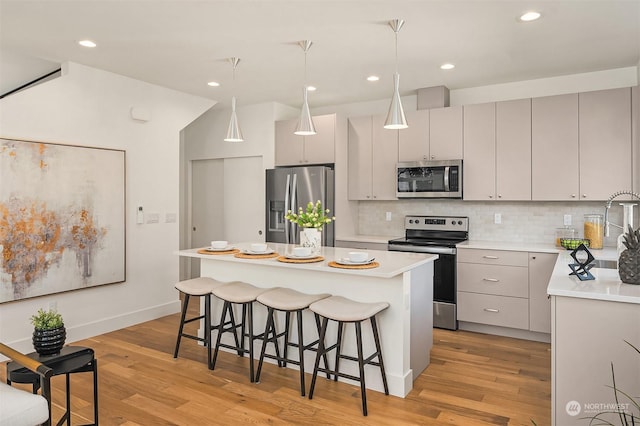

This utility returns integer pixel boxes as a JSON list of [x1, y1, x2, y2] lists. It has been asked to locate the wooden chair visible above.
[[0, 343, 52, 426]]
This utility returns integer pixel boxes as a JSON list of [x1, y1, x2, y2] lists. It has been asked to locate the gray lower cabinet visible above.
[[457, 247, 557, 334]]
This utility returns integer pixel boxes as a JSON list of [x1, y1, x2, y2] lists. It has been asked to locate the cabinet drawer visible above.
[[457, 248, 528, 266], [458, 263, 528, 297], [457, 292, 529, 330]]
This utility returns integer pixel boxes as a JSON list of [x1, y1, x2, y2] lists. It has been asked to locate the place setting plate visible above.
[[277, 253, 325, 263], [234, 247, 279, 259], [197, 246, 239, 255], [334, 257, 376, 266]]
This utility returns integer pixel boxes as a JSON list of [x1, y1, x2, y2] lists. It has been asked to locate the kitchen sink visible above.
[[591, 259, 618, 269]]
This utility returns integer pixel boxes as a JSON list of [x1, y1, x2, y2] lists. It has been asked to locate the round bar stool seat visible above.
[[211, 282, 269, 382], [173, 277, 230, 369], [255, 288, 331, 396], [308, 295, 390, 416]]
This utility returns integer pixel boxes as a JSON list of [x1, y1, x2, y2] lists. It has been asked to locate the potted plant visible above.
[[30, 308, 66, 356], [285, 200, 335, 254]]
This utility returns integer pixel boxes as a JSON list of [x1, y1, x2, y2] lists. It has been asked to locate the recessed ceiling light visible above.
[[307, 86, 317, 92], [78, 40, 97, 48], [520, 11, 541, 22], [367, 75, 380, 82], [440, 63, 455, 70], [207, 81, 220, 87]]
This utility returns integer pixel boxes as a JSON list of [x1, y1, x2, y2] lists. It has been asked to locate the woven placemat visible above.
[[328, 261, 380, 269], [276, 255, 324, 264], [234, 252, 280, 259], [197, 248, 240, 255]]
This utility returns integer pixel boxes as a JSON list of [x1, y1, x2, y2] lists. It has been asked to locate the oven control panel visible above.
[[405, 216, 469, 231]]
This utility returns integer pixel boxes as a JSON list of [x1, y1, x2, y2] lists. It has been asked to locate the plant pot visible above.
[[300, 228, 322, 255], [33, 326, 66, 356]]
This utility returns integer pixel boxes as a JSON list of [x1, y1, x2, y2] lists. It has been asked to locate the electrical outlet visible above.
[[494, 213, 502, 224], [385, 212, 392, 221], [564, 214, 572, 226]]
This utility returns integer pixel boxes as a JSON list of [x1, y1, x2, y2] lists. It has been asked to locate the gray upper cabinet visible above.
[[275, 113, 336, 166], [496, 98, 531, 200], [463, 102, 496, 200], [578, 88, 632, 200], [464, 99, 531, 201], [532, 93, 580, 201], [348, 115, 398, 200], [429, 105, 463, 160], [398, 109, 429, 162]]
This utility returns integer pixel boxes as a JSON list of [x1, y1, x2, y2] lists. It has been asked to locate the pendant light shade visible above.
[[294, 40, 316, 136], [384, 19, 408, 130], [224, 57, 244, 142]]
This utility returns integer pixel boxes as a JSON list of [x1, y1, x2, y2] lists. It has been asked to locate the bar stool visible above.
[[254, 288, 331, 396], [174, 277, 231, 369], [308, 295, 390, 416], [211, 281, 269, 382]]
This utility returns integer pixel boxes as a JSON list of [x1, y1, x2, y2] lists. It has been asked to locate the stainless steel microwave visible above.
[[396, 160, 463, 198]]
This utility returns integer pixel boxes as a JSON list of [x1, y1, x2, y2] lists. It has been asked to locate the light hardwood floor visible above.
[[2, 301, 550, 425]]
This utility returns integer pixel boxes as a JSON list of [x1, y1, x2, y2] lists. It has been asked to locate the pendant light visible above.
[[294, 40, 317, 136], [384, 19, 408, 130], [224, 57, 244, 142]]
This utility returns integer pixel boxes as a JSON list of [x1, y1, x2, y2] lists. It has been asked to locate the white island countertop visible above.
[[177, 241, 438, 398], [178, 242, 436, 279]]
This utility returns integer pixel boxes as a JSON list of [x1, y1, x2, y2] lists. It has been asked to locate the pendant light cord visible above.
[[394, 29, 399, 74]]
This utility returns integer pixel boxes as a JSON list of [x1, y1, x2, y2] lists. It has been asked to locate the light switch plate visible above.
[[494, 213, 502, 224], [385, 212, 392, 221]]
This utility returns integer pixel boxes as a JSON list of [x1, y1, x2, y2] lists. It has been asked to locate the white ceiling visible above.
[[1, 0, 639, 109]]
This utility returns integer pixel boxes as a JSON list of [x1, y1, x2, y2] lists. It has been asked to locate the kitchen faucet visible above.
[[604, 190, 640, 237]]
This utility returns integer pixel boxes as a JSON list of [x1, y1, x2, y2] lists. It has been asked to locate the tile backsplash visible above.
[[358, 200, 631, 247]]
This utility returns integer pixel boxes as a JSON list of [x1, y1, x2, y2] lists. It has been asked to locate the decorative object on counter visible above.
[[584, 213, 604, 249], [560, 238, 590, 250], [555, 227, 576, 247], [567, 244, 595, 281], [618, 225, 640, 285], [285, 200, 335, 255], [30, 308, 66, 355], [224, 57, 243, 142]]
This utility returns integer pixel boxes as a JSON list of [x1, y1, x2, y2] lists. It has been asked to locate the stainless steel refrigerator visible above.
[[266, 166, 335, 246]]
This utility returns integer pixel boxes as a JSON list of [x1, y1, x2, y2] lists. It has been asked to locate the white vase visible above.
[[300, 228, 321, 255]]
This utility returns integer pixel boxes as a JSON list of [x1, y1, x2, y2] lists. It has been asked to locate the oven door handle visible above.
[[388, 244, 456, 255]]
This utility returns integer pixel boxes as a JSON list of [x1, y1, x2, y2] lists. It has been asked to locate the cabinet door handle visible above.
[[498, 194, 502, 198], [482, 278, 499, 282], [582, 194, 587, 198], [571, 194, 576, 198], [484, 308, 500, 313], [482, 255, 499, 259]]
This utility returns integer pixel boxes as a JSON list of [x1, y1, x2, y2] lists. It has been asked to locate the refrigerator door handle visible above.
[[291, 173, 298, 244], [284, 173, 291, 244]]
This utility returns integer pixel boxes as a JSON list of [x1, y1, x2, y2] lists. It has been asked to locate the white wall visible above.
[[0, 62, 214, 351]]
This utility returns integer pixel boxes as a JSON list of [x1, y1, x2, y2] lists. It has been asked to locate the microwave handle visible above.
[[444, 166, 450, 191]]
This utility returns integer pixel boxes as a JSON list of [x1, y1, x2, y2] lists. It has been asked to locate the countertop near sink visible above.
[[458, 240, 640, 304]]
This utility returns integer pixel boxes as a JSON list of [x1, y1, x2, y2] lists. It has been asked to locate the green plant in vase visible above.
[[30, 308, 66, 356], [619, 225, 640, 285]]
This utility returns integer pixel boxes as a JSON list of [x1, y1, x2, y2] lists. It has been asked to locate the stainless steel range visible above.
[[388, 215, 469, 330]]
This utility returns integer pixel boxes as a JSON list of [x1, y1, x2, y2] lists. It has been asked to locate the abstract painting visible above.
[[0, 138, 125, 303]]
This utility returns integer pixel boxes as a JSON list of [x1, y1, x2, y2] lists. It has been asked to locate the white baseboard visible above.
[[3, 301, 181, 357]]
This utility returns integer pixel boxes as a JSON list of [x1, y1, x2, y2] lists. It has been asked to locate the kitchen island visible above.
[[548, 248, 640, 425], [177, 243, 437, 397]]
